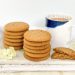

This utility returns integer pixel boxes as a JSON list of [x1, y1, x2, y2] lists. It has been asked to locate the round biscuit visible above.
[[24, 44, 50, 50], [24, 30, 51, 42], [24, 54, 50, 61], [24, 39, 50, 46], [4, 38, 23, 43], [4, 22, 29, 32], [4, 29, 28, 36], [4, 35, 23, 39], [4, 40, 23, 46], [24, 51, 50, 58]]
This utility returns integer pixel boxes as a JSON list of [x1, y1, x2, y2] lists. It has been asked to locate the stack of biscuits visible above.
[[4, 22, 29, 50], [51, 47, 75, 60], [23, 30, 51, 61]]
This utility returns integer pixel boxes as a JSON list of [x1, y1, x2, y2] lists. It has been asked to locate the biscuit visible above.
[[23, 46, 51, 53], [4, 44, 23, 50], [24, 44, 50, 50], [24, 54, 50, 61], [4, 35, 23, 39], [4, 30, 28, 36], [4, 22, 29, 32], [4, 38, 23, 43], [53, 47, 75, 57], [24, 30, 51, 42], [51, 52, 75, 60], [24, 39, 50, 46], [4, 40, 23, 46], [24, 51, 50, 58]]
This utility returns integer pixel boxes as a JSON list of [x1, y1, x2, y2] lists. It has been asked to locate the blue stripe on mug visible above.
[[46, 18, 68, 28], [46, 15, 71, 28]]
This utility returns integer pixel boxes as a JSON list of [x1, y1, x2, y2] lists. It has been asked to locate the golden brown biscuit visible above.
[[24, 44, 50, 50], [53, 47, 75, 57], [51, 52, 75, 60], [24, 39, 50, 46], [4, 40, 23, 46], [4, 38, 23, 43], [4, 44, 23, 50], [23, 46, 51, 53], [4, 35, 23, 39], [24, 51, 50, 58], [24, 54, 50, 61], [4, 22, 29, 32], [4, 30, 28, 36], [24, 30, 51, 42]]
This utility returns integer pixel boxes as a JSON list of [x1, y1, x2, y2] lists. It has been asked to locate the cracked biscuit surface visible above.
[[24, 30, 51, 42], [51, 47, 75, 60], [54, 47, 75, 57], [51, 52, 75, 60]]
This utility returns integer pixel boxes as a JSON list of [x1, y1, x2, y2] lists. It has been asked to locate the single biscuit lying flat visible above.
[[53, 47, 75, 57], [23, 46, 50, 53], [4, 35, 23, 39], [24, 39, 50, 46], [4, 40, 23, 46], [4, 38, 23, 43], [24, 51, 50, 58], [51, 52, 75, 60], [24, 54, 50, 61], [24, 44, 50, 50], [24, 30, 51, 42], [4, 30, 28, 36], [4, 22, 29, 32]]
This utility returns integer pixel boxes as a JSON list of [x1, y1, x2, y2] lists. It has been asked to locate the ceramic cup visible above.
[[46, 15, 72, 48]]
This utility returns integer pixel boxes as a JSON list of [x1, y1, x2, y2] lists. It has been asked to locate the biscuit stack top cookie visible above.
[[23, 30, 51, 61], [24, 30, 51, 42], [4, 22, 29, 50], [4, 22, 29, 32]]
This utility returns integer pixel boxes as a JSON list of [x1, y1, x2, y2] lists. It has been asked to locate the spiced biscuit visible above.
[[24, 51, 50, 58], [24, 30, 51, 42], [4, 22, 29, 32], [23, 46, 51, 53], [24, 44, 50, 50], [4, 44, 23, 50], [53, 47, 75, 57], [4, 40, 23, 46], [24, 39, 50, 46], [4, 30, 27, 36], [24, 54, 50, 61], [51, 52, 75, 60], [4, 38, 23, 43], [4, 35, 23, 39]]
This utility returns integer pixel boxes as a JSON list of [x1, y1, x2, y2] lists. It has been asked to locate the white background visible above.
[[0, 0, 74, 30]]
